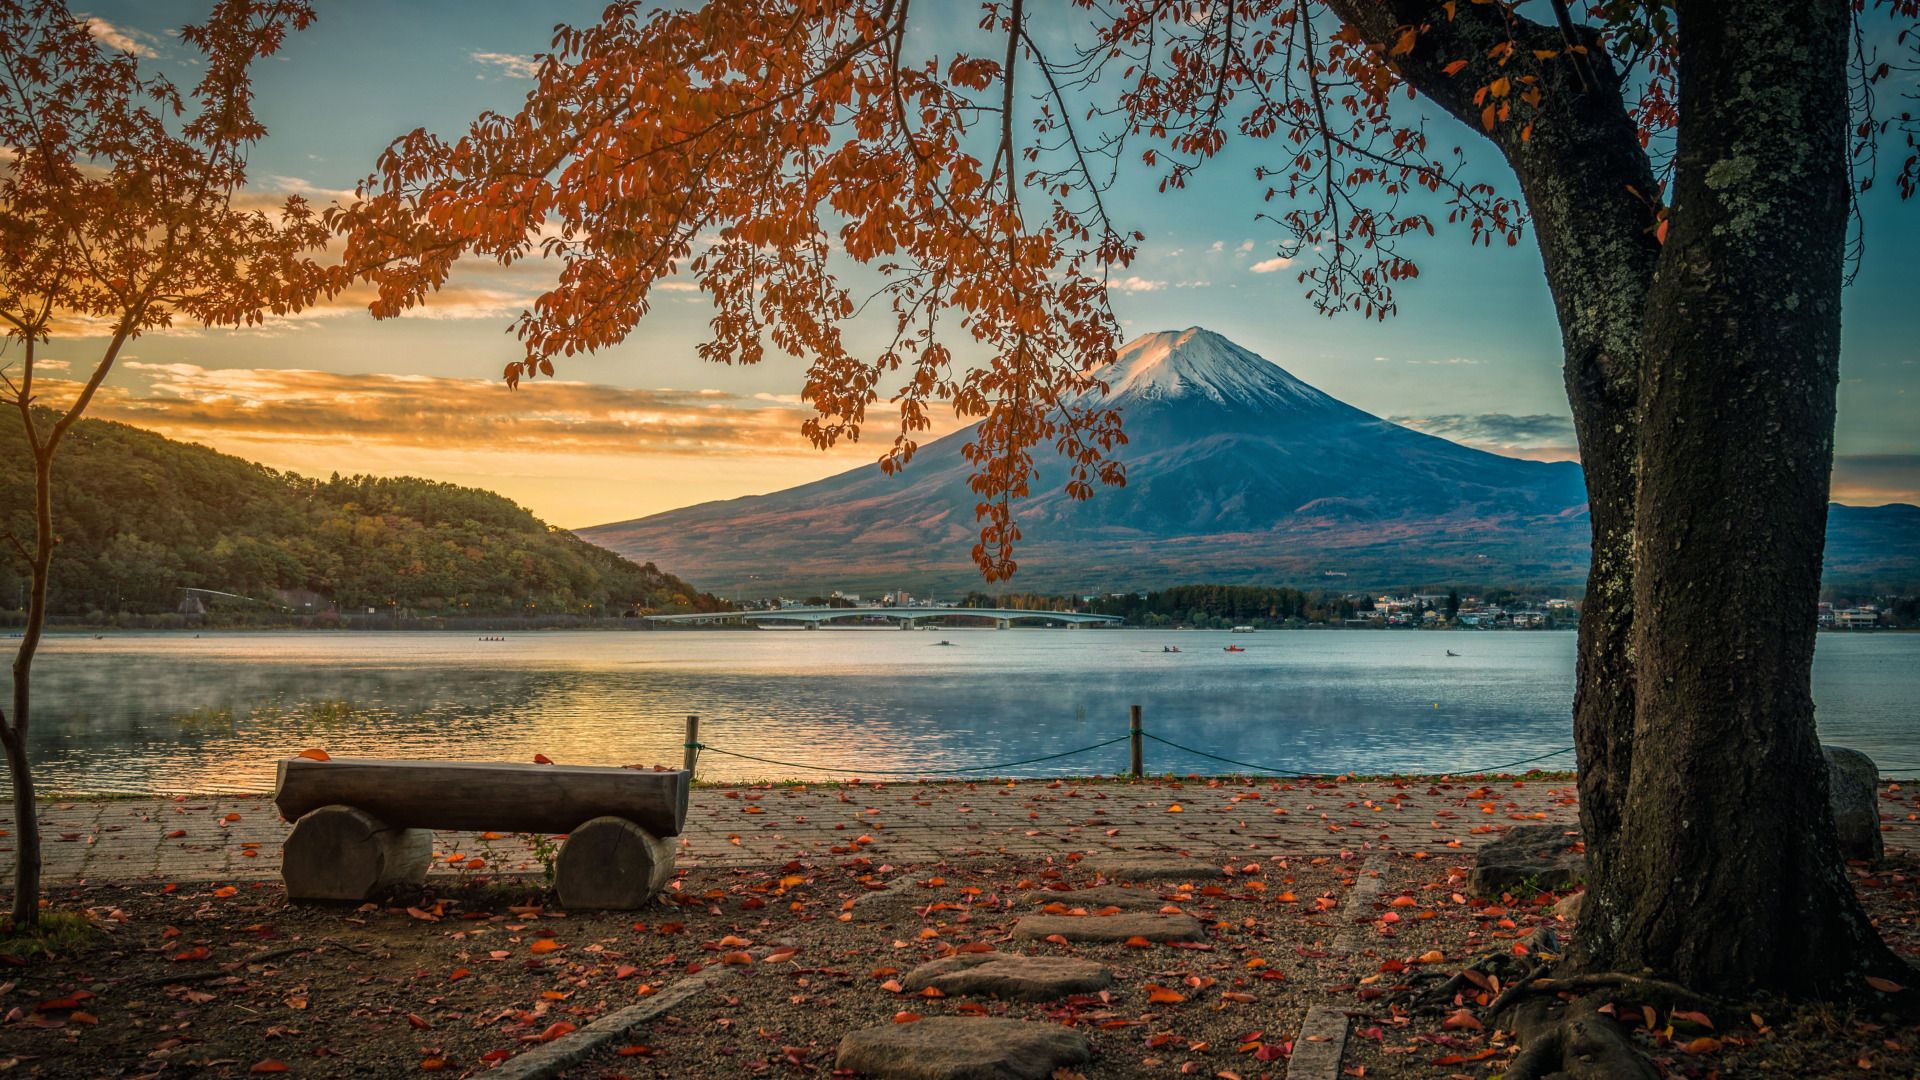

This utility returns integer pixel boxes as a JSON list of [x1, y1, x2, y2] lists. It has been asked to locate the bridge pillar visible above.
[[900, 617, 915, 630], [806, 620, 821, 630], [995, 618, 1010, 630], [1068, 621, 1083, 629]]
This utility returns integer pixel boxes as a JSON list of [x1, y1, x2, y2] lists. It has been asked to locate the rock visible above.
[[1825, 745, 1884, 863], [834, 1016, 1091, 1080], [282, 804, 432, 902], [1551, 890, 1585, 923], [1467, 824, 1585, 899], [553, 815, 675, 909], [900, 952, 1113, 1001], [1023, 884, 1168, 910], [1077, 854, 1225, 881], [1010, 911, 1204, 943]]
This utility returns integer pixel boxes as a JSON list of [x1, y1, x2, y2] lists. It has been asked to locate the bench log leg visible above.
[[283, 804, 432, 902], [554, 815, 674, 910]]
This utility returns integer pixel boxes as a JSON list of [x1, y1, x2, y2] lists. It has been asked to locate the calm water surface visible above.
[[5, 629, 1916, 792]]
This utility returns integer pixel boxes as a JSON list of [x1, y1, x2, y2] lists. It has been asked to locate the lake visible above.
[[6, 628, 1916, 793]]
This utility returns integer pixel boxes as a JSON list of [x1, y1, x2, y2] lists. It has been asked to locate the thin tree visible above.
[[0, 0, 326, 926], [328, 0, 1918, 1029]]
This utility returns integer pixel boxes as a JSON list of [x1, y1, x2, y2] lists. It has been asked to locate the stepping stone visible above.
[[900, 951, 1114, 1001], [1011, 911, 1204, 943], [1826, 745, 1884, 862], [1078, 854, 1225, 881], [1023, 884, 1169, 910], [835, 1016, 1091, 1080], [1467, 824, 1585, 898]]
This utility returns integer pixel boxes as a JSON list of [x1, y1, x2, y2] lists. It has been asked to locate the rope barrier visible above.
[[1137, 734, 1578, 779], [689, 734, 1132, 776]]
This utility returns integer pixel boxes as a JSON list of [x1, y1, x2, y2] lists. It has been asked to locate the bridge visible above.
[[644, 606, 1122, 629]]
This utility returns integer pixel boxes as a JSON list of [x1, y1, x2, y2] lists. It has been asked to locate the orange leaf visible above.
[[249, 1062, 288, 1074], [1124, 936, 1154, 948], [1442, 60, 1469, 76], [893, 1011, 921, 1023], [1147, 985, 1187, 1004], [533, 753, 554, 764], [1442, 1010, 1484, 1031], [1481, 105, 1498, 131], [212, 887, 238, 898], [296, 748, 330, 761], [1391, 29, 1419, 57], [528, 939, 564, 954], [538, 1021, 576, 1042], [1684, 1037, 1724, 1055], [406, 1013, 431, 1030], [1866, 976, 1907, 993]]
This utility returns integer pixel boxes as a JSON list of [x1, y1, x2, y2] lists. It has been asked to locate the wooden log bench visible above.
[[273, 757, 690, 909]]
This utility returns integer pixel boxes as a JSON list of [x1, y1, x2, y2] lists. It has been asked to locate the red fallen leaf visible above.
[[448, 968, 470, 981], [166, 830, 187, 839], [1442, 1011, 1484, 1031], [956, 943, 995, 954], [655, 923, 685, 935], [957, 1004, 991, 1016], [616, 1045, 657, 1056], [68, 1010, 98, 1025], [1044, 934, 1071, 946], [528, 939, 564, 954], [421, 1058, 449, 1071], [764, 949, 798, 964], [1296, 946, 1329, 958], [537, 1021, 576, 1042], [173, 947, 211, 962], [1866, 976, 1907, 993], [1671, 1010, 1714, 1029], [533, 754, 554, 764], [34, 995, 91, 1010], [615, 965, 639, 979], [1254, 1044, 1285, 1061], [1221, 992, 1257, 1003], [1443, 59, 1470, 76], [161, 884, 177, 893], [249, 1061, 289, 1074], [296, 748, 330, 762], [480, 1050, 512, 1062], [1260, 970, 1287, 982], [893, 1011, 921, 1023], [1124, 936, 1154, 948], [919, 987, 945, 998], [1684, 1037, 1724, 1055], [407, 1013, 432, 1030], [212, 887, 238, 898], [1146, 985, 1187, 1004], [879, 979, 904, 993]]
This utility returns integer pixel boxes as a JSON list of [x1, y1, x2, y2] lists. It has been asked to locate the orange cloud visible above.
[[14, 365, 966, 528]]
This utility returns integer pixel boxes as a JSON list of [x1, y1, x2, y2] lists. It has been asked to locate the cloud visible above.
[[1250, 256, 1293, 273], [1391, 413, 1581, 461], [1237, 240, 1254, 253], [86, 17, 158, 57], [57, 364, 962, 461], [1831, 454, 1920, 506], [472, 52, 541, 78], [1109, 276, 1165, 292], [1209, 241, 1224, 253]]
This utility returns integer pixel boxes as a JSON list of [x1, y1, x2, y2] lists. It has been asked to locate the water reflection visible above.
[[5, 629, 1914, 792]]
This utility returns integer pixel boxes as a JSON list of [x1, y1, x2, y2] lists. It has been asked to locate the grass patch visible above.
[[0, 909, 101, 960]]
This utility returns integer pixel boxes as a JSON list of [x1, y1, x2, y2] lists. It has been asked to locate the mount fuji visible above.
[[577, 328, 1912, 593]]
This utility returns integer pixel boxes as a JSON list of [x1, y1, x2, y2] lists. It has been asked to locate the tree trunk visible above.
[[1319, 1, 1661, 966], [2, 446, 52, 928], [1594, 0, 1901, 995]]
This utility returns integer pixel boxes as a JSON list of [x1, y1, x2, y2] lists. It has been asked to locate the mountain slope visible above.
[[579, 328, 1601, 592], [0, 410, 719, 616]]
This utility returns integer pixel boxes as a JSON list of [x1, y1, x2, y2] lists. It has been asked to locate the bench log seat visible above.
[[273, 758, 690, 909]]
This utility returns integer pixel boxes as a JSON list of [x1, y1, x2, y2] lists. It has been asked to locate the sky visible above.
[[36, 1, 1920, 528]]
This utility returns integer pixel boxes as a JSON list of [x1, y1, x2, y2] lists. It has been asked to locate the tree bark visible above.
[[1598, 0, 1902, 995]]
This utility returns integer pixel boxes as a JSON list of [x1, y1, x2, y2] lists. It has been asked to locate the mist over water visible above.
[[6, 629, 1915, 793]]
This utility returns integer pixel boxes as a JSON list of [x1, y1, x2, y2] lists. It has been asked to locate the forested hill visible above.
[[0, 411, 724, 618]]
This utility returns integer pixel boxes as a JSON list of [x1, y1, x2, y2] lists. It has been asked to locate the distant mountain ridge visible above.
[[578, 328, 1919, 594]]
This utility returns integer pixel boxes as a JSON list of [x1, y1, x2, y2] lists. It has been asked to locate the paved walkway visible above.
[[9, 775, 1590, 884]]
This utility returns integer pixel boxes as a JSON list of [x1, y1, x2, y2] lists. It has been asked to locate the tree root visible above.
[[1499, 993, 1661, 1080]]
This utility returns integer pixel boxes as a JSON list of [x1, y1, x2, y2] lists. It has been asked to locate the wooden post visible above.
[[684, 715, 700, 777], [1130, 705, 1143, 778]]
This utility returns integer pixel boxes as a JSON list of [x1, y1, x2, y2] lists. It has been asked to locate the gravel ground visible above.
[[3, 777, 1915, 1079]]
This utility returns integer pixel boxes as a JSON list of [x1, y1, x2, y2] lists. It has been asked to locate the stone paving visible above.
[[6, 774, 1592, 885]]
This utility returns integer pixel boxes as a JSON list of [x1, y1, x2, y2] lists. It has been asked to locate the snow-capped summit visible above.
[[1090, 328, 1340, 415]]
